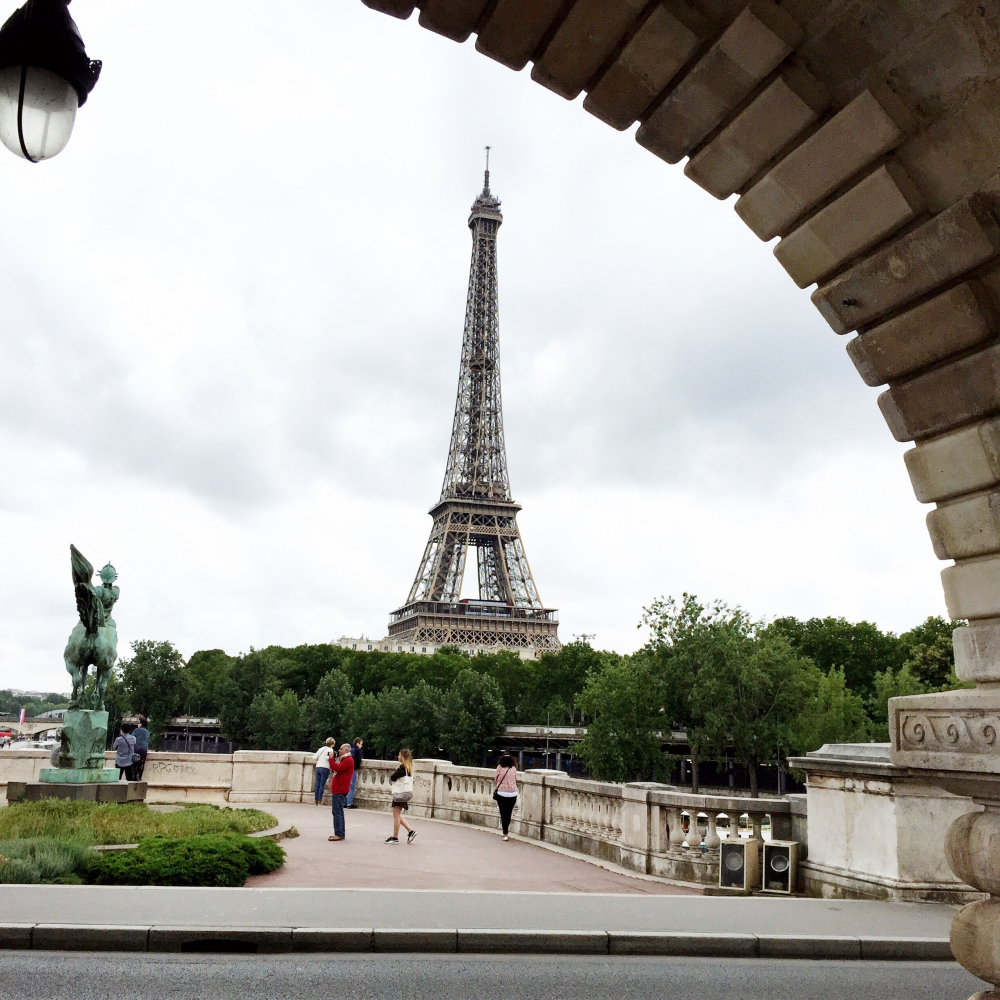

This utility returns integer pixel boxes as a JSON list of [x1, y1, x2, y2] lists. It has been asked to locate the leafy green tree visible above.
[[247, 689, 305, 750], [532, 641, 602, 724], [694, 630, 819, 797], [440, 669, 505, 766], [899, 615, 960, 658], [305, 669, 354, 747], [868, 665, 927, 742], [641, 593, 750, 792], [403, 680, 445, 759], [102, 668, 130, 748], [217, 650, 276, 749], [769, 616, 904, 696], [902, 631, 960, 690], [576, 655, 669, 782], [185, 649, 234, 717], [791, 666, 870, 754], [119, 640, 188, 747], [343, 691, 380, 755], [267, 643, 350, 698]]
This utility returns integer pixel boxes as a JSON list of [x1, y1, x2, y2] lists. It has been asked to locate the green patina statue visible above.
[[64, 544, 119, 712]]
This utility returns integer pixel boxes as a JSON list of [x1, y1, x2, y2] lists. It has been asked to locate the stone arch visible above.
[[361, 0, 1000, 674]]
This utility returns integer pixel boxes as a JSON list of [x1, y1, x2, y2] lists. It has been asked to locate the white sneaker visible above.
[[503, 835, 509, 841]]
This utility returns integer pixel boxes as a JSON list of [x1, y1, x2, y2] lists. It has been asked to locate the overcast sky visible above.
[[0, 0, 948, 693]]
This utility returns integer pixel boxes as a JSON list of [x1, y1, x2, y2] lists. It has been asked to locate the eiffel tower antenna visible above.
[[388, 162, 560, 655]]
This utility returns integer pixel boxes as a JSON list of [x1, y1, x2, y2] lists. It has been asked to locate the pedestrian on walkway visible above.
[[346, 737, 363, 808], [113, 723, 137, 781], [386, 749, 416, 844], [493, 753, 518, 841], [313, 738, 335, 805], [328, 743, 355, 842], [132, 716, 150, 780]]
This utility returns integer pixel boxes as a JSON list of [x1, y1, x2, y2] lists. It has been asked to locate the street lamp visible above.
[[0, 0, 100, 162]]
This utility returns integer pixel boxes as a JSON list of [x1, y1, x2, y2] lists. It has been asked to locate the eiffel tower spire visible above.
[[388, 161, 560, 654]]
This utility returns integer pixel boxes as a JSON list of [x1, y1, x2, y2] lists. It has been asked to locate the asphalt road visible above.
[[0, 953, 987, 1000]]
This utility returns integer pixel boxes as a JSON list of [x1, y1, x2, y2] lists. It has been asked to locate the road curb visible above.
[[0, 923, 955, 959]]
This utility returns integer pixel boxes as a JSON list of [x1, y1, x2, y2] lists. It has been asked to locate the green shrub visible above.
[[0, 801, 277, 846], [0, 838, 89, 884], [85, 833, 284, 887], [241, 836, 285, 876]]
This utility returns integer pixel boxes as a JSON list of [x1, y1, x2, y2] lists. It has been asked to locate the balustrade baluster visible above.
[[668, 808, 686, 853], [704, 813, 721, 851], [686, 811, 704, 852]]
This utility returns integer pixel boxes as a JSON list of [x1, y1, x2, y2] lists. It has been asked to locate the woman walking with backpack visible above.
[[493, 753, 518, 841], [386, 749, 416, 844]]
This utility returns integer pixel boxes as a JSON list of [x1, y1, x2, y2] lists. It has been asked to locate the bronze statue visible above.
[[64, 545, 119, 711]]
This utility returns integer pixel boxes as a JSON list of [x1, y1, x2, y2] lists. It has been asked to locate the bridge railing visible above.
[[352, 758, 799, 887]]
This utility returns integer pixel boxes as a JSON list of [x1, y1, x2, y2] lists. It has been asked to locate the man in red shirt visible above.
[[328, 743, 355, 841]]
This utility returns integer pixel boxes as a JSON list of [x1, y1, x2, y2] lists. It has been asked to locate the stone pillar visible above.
[[620, 783, 660, 874], [890, 646, 1000, 995], [414, 759, 450, 819], [515, 770, 546, 840]]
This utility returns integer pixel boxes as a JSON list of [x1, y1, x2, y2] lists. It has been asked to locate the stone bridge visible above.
[[0, 719, 64, 738]]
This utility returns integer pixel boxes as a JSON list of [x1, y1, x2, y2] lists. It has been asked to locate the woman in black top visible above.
[[386, 749, 416, 844]]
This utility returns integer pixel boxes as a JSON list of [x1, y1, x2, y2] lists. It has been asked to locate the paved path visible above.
[[247, 802, 689, 893], [0, 953, 986, 1000]]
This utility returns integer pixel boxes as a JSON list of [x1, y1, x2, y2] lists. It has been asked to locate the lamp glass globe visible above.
[[0, 65, 78, 161]]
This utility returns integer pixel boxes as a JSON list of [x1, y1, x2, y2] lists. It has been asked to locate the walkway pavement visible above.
[[0, 803, 960, 959], [247, 802, 689, 893]]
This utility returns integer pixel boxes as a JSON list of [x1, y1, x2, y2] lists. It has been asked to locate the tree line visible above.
[[0, 691, 68, 720], [575, 595, 964, 794], [106, 597, 963, 786], [106, 640, 601, 767]]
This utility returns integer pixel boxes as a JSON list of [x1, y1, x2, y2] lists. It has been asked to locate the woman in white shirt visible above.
[[313, 738, 335, 805]]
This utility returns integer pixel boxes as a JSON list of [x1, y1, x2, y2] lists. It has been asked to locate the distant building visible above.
[[335, 636, 544, 661]]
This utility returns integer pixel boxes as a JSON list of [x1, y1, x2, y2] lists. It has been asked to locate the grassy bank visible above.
[[0, 800, 277, 846], [0, 802, 284, 886]]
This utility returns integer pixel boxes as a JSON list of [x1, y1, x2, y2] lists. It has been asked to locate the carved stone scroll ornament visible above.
[[899, 711, 1000, 754]]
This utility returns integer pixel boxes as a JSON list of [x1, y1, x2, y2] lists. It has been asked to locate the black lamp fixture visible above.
[[0, 0, 100, 162]]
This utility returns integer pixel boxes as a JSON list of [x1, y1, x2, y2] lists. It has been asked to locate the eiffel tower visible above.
[[388, 155, 560, 654]]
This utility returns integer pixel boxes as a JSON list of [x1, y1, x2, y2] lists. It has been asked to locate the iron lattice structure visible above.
[[389, 164, 560, 652]]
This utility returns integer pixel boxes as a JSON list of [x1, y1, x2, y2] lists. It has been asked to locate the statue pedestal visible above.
[[51, 709, 110, 771], [8, 706, 146, 804], [38, 767, 119, 784], [6, 781, 146, 804]]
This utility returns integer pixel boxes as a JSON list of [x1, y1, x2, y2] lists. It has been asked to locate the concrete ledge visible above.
[[32, 924, 149, 952], [458, 929, 608, 954], [860, 937, 954, 961], [247, 822, 297, 841], [147, 926, 293, 953], [757, 934, 860, 959], [608, 932, 757, 957], [291, 928, 374, 952], [373, 928, 457, 953], [0, 925, 33, 949], [0, 922, 957, 959]]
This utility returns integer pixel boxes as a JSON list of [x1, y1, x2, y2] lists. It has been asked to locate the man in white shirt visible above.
[[312, 737, 335, 805]]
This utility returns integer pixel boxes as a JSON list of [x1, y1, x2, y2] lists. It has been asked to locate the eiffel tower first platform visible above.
[[388, 157, 560, 654]]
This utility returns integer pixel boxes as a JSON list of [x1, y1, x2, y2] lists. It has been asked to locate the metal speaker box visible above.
[[761, 840, 799, 894], [719, 839, 760, 891]]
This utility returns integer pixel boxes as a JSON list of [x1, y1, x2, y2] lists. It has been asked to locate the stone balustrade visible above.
[[353, 760, 795, 888]]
